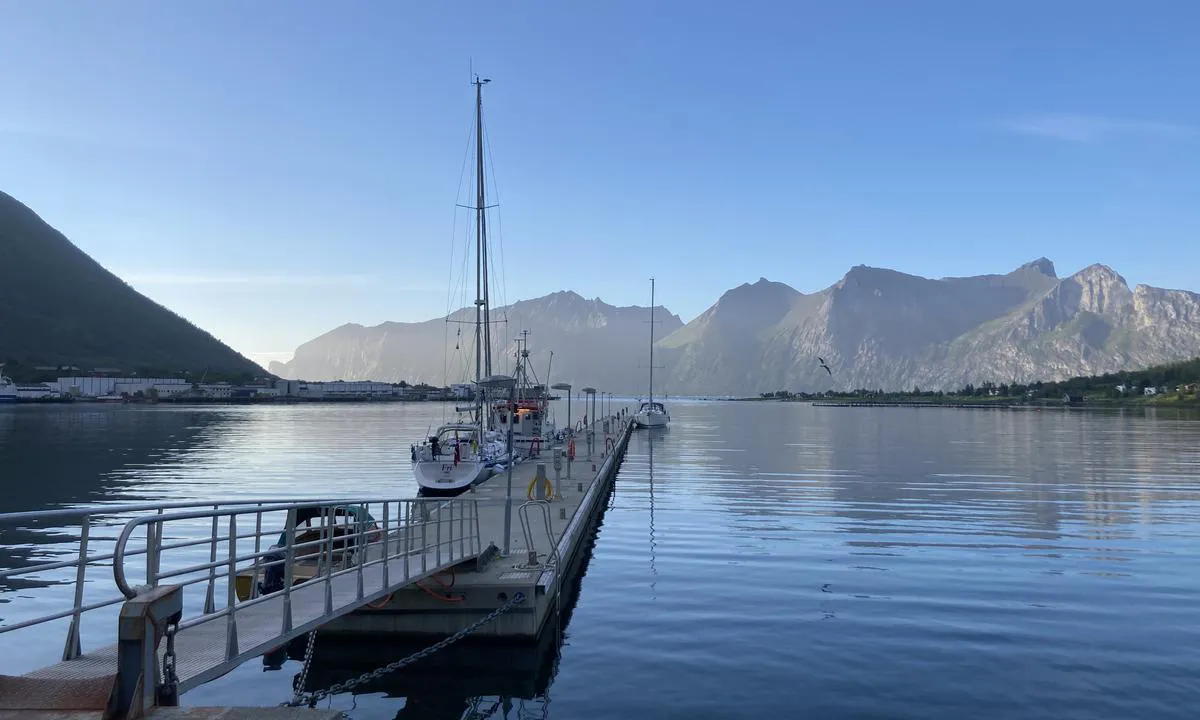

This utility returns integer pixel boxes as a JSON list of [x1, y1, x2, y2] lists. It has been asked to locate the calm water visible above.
[[3, 401, 1200, 718]]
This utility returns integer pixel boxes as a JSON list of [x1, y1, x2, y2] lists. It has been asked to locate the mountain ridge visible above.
[[276, 258, 1200, 395]]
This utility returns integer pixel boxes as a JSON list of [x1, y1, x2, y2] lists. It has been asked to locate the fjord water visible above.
[[2, 402, 1200, 718]]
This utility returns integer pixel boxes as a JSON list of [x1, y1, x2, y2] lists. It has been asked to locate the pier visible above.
[[0, 414, 633, 718]]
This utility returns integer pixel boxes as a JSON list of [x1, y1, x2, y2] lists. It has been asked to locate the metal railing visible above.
[[0, 496, 482, 672]]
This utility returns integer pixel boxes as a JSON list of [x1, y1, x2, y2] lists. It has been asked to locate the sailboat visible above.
[[411, 77, 508, 495], [633, 278, 670, 429]]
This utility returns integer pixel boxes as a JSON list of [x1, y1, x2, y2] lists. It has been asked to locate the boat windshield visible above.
[[434, 425, 480, 442], [638, 402, 666, 413]]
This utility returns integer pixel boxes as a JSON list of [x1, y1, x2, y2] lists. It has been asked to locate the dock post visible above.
[[112, 585, 183, 718], [553, 448, 563, 498]]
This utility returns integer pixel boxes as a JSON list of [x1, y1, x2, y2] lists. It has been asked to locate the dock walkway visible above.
[[325, 415, 633, 639]]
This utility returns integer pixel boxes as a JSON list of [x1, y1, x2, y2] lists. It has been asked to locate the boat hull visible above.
[[633, 412, 669, 429], [413, 458, 491, 495]]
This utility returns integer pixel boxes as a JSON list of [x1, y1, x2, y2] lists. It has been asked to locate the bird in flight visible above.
[[818, 357, 832, 376]]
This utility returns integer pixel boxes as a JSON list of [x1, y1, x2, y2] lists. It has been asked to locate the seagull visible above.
[[818, 357, 832, 376]]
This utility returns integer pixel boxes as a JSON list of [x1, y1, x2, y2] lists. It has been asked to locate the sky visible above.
[[3, 1, 1200, 369]]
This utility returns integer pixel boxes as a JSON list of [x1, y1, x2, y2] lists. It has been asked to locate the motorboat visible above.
[[235, 504, 380, 601]]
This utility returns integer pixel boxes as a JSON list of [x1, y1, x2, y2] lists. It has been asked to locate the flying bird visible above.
[[818, 357, 832, 376]]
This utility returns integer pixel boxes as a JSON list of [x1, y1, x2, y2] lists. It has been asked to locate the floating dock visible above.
[[323, 414, 633, 639]]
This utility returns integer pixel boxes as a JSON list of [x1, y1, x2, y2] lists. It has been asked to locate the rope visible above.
[[416, 568, 463, 602]]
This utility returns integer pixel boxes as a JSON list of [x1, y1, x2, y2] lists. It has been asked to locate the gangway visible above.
[[0, 496, 484, 717]]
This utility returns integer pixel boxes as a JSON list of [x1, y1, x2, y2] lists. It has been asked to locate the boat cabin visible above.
[[491, 401, 545, 440], [414, 423, 484, 463], [638, 401, 667, 415]]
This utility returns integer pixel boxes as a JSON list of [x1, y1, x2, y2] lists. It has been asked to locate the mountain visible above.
[[659, 258, 1200, 394], [271, 291, 683, 393], [0, 191, 263, 377], [277, 258, 1200, 395]]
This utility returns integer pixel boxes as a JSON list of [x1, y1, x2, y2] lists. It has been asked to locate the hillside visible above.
[[0, 191, 264, 378]]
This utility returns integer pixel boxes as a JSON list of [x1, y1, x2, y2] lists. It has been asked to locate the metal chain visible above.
[[283, 591, 526, 708], [291, 629, 318, 706], [157, 619, 180, 706]]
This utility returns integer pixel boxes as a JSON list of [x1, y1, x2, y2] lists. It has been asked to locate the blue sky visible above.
[[3, 1, 1199, 368]]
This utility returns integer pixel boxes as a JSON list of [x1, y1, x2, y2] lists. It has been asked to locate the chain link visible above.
[[291, 628, 318, 706], [157, 618, 180, 706], [283, 591, 526, 708]]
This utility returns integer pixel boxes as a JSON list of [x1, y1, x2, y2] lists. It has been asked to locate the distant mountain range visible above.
[[0, 191, 262, 377], [271, 291, 683, 394], [274, 258, 1200, 395], [6, 188, 1195, 393]]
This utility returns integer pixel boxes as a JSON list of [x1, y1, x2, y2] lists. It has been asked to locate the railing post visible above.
[[281, 509, 295, 634], [356, 503, 366, 601], [474, 500, 482, 556], [113, 585, 182, 719], [146, 509, 162, 588], [403, 501, 411, 581], [323, 506, 333, 616], [436, 501, 443, 568], [204, 508, 218, 615], [250, 504, 263, 600], [62, 515, 89, 661], [225, 514, 239, 661], [382, 501, 391, 589], [420, 502, 428, 574]]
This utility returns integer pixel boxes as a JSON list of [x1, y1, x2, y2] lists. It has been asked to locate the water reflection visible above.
[[5, 402, 1200, 718], [0, 406, 232, 512]]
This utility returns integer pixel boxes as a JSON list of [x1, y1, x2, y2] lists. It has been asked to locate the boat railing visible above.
[[0, 496, 481, 667]]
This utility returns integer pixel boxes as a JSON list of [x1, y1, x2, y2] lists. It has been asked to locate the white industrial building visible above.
[[56, 377, 190, 398], [272, 379, 397, 398]]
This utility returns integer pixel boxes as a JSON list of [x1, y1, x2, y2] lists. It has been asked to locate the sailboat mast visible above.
[[472, 77, 491, 426], [649, 277, 655, 405]]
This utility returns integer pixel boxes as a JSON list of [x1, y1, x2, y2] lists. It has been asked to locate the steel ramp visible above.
[[19, 547, 471, 694]]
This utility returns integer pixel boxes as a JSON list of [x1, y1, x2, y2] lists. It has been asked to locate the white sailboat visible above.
[[634, 278, 670, 429], [411, 77, 507, 495]]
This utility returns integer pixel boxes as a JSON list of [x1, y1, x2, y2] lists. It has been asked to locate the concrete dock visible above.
[[322, 415, 633, 640]]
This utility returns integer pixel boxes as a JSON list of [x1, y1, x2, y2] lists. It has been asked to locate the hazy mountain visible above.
[[277, 258, 1200, 395], [659, 258, 1200, 394], [0, 191, 263, 377], [271, 291, 683, 393]]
